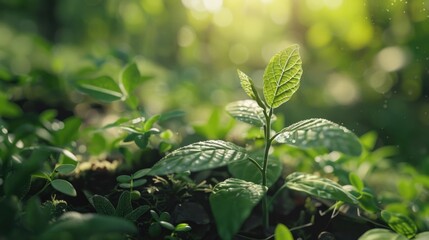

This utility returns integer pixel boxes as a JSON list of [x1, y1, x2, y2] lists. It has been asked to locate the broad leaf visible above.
[[226, 100, 266, 127], [275, 224, 294, 240], [274, 118, 362, 156], [285, 172, 358, 204], [132, 168, 151, 179], [228, 155, 282, 187], [92, 195, 115, 216], [263, 44, 302, 108], [51, 179, 77, 197], [358, 228, 407, 240], [115, 191, 133, 217], [381, 210, 417, 239], [76, 76, 123, 102], [210, 178, 267, 240], [148, 140, 249, 176], [414, 232, 429, 240], [40, 212, 137, 239]]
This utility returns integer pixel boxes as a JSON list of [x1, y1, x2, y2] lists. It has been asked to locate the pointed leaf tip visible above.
[[263, 44, 302, 108]]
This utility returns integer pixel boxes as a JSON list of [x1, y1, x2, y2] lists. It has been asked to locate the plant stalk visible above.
[[262, 108, 273, 231]]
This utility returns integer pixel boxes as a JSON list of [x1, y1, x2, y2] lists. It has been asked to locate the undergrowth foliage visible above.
[[1, 45, 428, 240], [145, 45, 427, 240]]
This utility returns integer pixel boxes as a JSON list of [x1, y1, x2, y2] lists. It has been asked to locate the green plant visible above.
[[148, 209, 192, 239], [144, 45, 369, 239]]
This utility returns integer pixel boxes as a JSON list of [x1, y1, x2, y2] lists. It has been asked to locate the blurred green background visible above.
[[1, 0, 428, 168]]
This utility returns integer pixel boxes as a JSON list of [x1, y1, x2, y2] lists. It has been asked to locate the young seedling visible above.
[[145, 45, 366, 239], [116, 168, 151, 199]]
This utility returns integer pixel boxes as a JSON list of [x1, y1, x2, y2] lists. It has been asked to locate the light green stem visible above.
[[262, 108, 273, 231]]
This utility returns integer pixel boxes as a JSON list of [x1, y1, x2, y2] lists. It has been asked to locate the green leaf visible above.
[[92, 195, 116, 216], [52, 117, 81, 146], [210, 178, 267, 240], [263, 44, 302, 108], [285, 172, 358, 204], [275, 224, 294, 240], [349, 172, 364, 192], [175, 223, 192, 232], [40, 212, 137, 239], [133, 168, 151, 179], [132, 179, 147, 187], [160, 221, 175, 231], [51, 179, 77, 197], [226, 100, 267, 127], [228, 155, 282, 187], [381, 210, 417, 238], [119, 183, 132, 189], [24, 198, 49, 233], [237, 69, 257, 99], [237, 69, 264, 107], [55, 164, 76, 174], [414, 232, 429, 240], [115, 191, 133, 217], [134, 132, 151, 149], [76, 76, 124, 102], [144, 114, 161, 131], [148, 140, 249, 176], [120, 62, 141, 97], [358, 228, 407, 240], [116, 175, 132, 183], [125, 205, 150, 221], [274, 118, 362, 156]]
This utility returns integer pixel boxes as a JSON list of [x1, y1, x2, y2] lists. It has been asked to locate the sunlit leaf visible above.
[[120, 62, 141, 97], [76, 76, 123, 102], [40, 212, 137, 239], [148, 140, 249, 176], [237, 69, 264, 107], [349, 172, 364, 192], [263, 44, 302, 108], [274, 118, 362, 156], [55, 164, 76, 174], [285, 172, 359, 204], [210, 178, 267, 240], [414, 232, 429, 240], [228, 155, 282, 187], [358, 228, 407, 240], [275, 224, 294, 240], [51, 179, 77, 197], [226, 100, 266, 127], [381, 210, 417, 239]]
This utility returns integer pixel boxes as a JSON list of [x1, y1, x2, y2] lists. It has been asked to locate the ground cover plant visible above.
[[1, 45, 429, 240]]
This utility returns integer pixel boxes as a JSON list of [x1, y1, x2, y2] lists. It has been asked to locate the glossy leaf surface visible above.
[[226, 100, 266, 127], [263, 44, 302, 108], [210, 178, 267, 240], [148, 140, 249, 175], [274, 118, 362, 156], [285, 172, 358, 204]]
